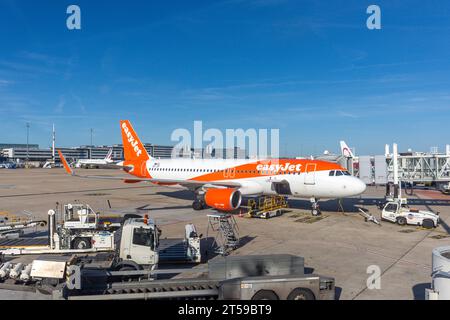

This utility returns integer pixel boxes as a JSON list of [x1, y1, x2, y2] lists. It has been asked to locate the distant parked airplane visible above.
[[75, 148, 114, 168], [311, 140, 355, 162]]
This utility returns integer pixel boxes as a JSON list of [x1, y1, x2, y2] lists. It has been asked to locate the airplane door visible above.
[[272, 181, 292, 195], [224, 168, 235, 179], [304, 163, 316, 185]]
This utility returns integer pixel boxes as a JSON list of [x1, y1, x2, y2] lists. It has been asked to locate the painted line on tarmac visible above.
[[0, 186, 151, 198]]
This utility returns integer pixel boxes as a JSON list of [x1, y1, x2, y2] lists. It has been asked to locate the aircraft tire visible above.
[[192, 200, 204, 211]]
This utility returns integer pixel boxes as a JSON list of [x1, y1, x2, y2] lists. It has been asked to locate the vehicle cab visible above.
[[117, 218, 159, 268]]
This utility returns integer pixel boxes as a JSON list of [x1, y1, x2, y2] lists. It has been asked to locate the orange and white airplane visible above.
[[58, 120, 366, 215]]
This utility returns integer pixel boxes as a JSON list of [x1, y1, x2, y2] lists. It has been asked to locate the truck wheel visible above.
[[396, 217, 407, 226], [422, 219, 434, 229], [72, 237, 91, 249], [287, 288, 316, 300], [118, 265, 139, 282], [251, 290, 279, 300], [119, 266, 137, 271]]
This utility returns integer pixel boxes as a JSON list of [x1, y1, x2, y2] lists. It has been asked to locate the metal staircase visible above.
[[206, 213, 239, 256]]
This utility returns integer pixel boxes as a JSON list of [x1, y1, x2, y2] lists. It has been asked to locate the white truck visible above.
[[381, 199, 439, 229]]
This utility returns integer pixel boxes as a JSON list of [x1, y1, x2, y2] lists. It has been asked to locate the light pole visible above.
[[52, 123, 55, 162], [90, 128, 94, 160], [26, 122, 30, 166]]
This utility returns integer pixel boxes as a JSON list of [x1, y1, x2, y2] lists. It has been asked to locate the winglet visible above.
[[58, 150, 74, 175]]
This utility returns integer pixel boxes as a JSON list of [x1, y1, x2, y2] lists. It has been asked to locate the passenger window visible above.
[[132, 227, 154, 248]]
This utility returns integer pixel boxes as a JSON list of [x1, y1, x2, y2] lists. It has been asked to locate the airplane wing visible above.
[[57, 150, 242, 189]]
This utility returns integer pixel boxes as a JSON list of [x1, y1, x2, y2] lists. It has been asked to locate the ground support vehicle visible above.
[[244, 196, 288, 219], [381, 199, 439, 228]]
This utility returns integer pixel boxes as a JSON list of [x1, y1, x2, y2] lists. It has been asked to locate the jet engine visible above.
[[204, 188, 242, 211]]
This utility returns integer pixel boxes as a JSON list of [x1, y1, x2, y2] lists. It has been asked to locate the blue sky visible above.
[[1, 0, 450, 156]]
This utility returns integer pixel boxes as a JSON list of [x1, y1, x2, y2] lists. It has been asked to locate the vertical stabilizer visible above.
[[340, 141, 355, 158], [120, 120, 151, 162]]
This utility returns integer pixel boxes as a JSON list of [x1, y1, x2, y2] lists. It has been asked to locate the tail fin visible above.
[[120, 120, 151, 162], [58, 150, 73, 175], [340, 141, 355, 158], [104, 148, 113, 161]]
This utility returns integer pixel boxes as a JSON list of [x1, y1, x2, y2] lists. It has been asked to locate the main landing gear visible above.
[[192, 200, 205, 211], [310, 198, 321, 216], [192, 192, 206, 211]]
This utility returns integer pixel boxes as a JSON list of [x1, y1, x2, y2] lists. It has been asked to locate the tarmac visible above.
[[1, 168, 450, 300]]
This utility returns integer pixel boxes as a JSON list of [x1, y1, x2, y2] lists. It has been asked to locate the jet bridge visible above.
[[355, 144, 450, 186], [386, 152, 450, 183]]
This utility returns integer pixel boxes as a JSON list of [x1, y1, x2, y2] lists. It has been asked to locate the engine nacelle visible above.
[[204, 188, 242, 211]]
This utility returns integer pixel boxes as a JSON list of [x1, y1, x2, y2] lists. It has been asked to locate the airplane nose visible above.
[[355, 178, 367, 195], [342, 177, 367, 196]]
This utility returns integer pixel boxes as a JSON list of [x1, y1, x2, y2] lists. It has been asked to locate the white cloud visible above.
[[54, 96, 66, 113]]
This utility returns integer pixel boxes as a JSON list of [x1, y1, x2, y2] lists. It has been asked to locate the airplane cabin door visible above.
[[304, 163, 316, 185], [223, 167, 235, 179]]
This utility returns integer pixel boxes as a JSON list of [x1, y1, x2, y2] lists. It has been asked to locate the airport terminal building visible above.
[[0, 143, 246, 165]]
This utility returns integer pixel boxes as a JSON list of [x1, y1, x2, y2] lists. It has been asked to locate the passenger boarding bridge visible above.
[[355, 145, 450, 185], [386, 152, 450, 183]]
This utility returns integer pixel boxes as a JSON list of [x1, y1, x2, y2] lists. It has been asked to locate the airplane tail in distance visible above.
[[120, 120, 151, 162], [104, 148, 113, 161], [340, 141, 355, 158]]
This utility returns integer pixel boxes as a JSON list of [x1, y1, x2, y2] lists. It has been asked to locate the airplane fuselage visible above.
[[76, 159, 113, 167], [123, 158, 366, 199]]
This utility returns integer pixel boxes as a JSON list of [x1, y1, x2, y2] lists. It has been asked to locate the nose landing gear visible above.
[[310, 198, 321, 216]]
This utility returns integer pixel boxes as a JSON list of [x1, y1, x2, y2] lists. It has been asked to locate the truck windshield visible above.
[[385, 204, 397, 212], [133, 227, 155, 249]]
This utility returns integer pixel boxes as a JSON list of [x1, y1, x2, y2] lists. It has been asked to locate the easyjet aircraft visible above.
[[58, 120, 366, 215]]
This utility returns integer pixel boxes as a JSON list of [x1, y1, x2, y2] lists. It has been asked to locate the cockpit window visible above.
[[330, 170, 351, 177]]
